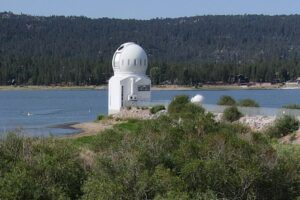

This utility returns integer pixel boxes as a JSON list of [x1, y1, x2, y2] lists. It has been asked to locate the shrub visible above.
[[168, 95, 190, 114], [150, 105, 166, 114], [96, 114, 105, 121], [0, 134, 85, 199], [217, 95, 236, 106], [222, 106, 243, 122], [238, 98, 259, 107], [82, 107, 300, 200], [266, 115, 299, 138], [168, 95, 205, 118], [282, 104, 300, 110], [181, 102, 205, 116]]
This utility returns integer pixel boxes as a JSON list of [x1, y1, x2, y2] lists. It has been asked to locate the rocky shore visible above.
[[68, 107, 289, 139]]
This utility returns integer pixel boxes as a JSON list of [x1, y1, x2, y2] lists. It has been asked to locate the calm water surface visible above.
[[1, 89, 300, 136]]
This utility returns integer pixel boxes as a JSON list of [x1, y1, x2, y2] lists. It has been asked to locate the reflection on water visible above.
[[1, 88, 300, 136]]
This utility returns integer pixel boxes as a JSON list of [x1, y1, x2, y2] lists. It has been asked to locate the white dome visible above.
[[191, 94, 204, 104], [112, 42, 148, 75]]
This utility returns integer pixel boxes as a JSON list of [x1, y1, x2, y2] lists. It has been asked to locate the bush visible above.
[[238, 98, 259, 107], [222, 106, 243, 122], [150, 105, 166, 114], [168, 95, 190, 114], [0, 133, 85, 199], [168, 95, 205, 118], [96, 114, 105, 121], [282, 104, 300, 110], [82, 106, 300, 199], [266, 115, 299, 138], [217, 95, 236, 106]]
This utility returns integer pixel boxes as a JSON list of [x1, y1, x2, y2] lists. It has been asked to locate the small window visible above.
[[122, 59, 124, 66], [118, 45, 124, 51], [144, 59, 147, 66], [140, 59, 142, 65], [138, 85, 150, 91], [114, 53, 120, 68], [128, 59, 130, 66], [134, 59, 137, 66]]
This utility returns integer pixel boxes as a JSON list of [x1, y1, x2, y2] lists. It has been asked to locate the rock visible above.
[[150, 110, 167, 119], [214, 113, 223, 122], [238, 115, 275, 131], [112, 107, 152, 120]]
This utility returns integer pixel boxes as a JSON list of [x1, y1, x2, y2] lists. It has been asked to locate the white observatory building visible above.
[[108, 42, 151, 114]]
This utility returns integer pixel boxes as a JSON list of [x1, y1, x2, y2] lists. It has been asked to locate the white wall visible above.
[[108, 74, 151, 114]]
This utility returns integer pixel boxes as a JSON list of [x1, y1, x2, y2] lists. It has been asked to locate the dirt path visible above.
[[279, 131, 300, 144]]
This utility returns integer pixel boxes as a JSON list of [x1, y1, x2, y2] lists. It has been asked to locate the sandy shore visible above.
[[62, 119, 120, 138]]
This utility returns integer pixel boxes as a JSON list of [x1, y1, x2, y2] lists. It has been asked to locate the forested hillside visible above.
[[1, 12, 300, 85]]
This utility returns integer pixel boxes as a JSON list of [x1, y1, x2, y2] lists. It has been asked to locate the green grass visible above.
[[238, 98, 259, 107], [70, 135, 97, 147], [114, 119, 142, 132], [273, 143, 300, 158], [69, 119, 143, 147]]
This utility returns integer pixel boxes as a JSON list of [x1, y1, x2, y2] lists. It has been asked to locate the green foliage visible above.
[[150, 67, 161, 85], [238, 98, 259, 107], [168, 95, 190, 114], [168, 95, 205, 117], [79, 107, 300, 199], [0, 133, 85, 199], [266, 115, 299, 138], [222, 106, 243, 122], [217, 95, 236, 106], [282, 104, 300, 109], [150, 105, 166, 114], [96, 114, 105, 121], [2, 102, 300, 199]]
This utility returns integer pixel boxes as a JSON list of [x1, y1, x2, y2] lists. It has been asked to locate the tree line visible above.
[[1, 12, 300, 85]]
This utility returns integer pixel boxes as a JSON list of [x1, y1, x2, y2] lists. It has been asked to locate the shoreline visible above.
[[0, 85, 107, 91], [60, 119, 121, 139], [0, 84, 286, 91]]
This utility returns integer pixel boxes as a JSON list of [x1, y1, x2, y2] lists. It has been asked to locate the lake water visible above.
[[1, 88, 300, 136]]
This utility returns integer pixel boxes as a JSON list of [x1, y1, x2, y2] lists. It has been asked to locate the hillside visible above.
[[1, 12, 300, 85]]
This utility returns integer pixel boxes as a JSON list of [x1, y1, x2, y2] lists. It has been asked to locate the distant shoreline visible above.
[[0, 84, 286, 91], [0, 85, 107, 91]]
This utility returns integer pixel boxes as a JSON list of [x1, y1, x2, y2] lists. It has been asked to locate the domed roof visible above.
[[112, 42, 148, 75]]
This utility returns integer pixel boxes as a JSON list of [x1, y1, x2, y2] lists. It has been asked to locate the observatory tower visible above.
[[108, 42, 151, 114]]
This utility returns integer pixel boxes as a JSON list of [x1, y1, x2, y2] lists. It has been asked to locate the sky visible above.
[[0, 0, 300, 19]]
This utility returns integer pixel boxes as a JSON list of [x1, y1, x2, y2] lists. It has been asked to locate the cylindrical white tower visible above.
[[108, 42, 151, 114]]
